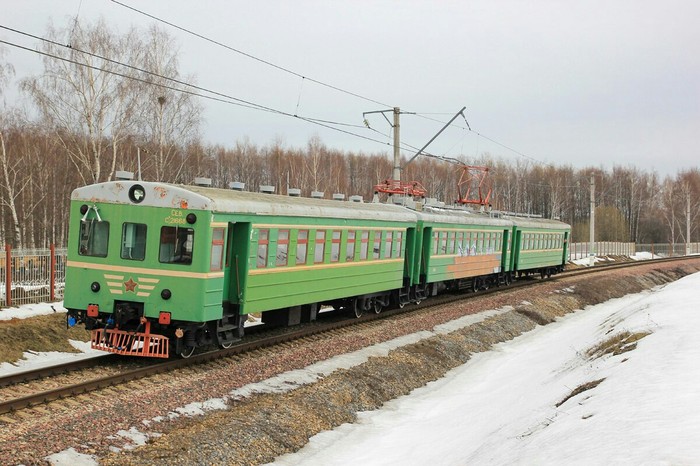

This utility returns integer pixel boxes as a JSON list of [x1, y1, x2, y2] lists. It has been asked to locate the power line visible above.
[[111, 0, 392, 108], [0, 29, 406, 150], [414, 112, 545, 164]]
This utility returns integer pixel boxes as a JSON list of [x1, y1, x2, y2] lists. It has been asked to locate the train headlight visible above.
[[161, 289, 172, 300], [186, 213, 197, 224], [80, 204, 89, 215], [90, 281, 101, 292]]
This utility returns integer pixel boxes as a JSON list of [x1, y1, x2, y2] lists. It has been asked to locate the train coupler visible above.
[[90, 320, 170, 358]]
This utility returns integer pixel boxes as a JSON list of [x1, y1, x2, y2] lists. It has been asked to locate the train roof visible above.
[[417, 206, 514, 227], [71, 181, 418, 223], [72, 181, 570, 230], [504, 215, 570, 230]]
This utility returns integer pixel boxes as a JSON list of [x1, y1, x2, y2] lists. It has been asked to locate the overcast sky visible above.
[[1, 0, 698, 177]]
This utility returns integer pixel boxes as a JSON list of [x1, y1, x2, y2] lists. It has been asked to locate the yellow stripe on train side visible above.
[[67, 261, 225, 279]]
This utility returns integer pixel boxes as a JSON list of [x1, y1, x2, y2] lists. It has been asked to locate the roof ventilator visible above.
[[194, 177, 212, 187], [115, 170, 134, 181]]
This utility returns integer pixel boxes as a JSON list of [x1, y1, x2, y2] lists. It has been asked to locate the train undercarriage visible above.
[[68, 266, 563, 359]]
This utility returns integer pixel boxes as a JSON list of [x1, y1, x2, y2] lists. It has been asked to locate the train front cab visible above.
[[64, 182, 237, 358]]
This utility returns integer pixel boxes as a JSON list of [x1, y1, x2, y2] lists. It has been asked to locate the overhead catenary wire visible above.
[[109, 1, 513, 163], [0, 28, 422, 152], [111, 0, 393, 109], [415, 112, 545, 165], [3, 11, 544, 167]]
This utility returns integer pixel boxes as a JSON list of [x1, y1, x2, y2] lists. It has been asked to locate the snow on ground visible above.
[[7, 269, 699, 465], [270, 272, 700, 466], [0, 300, 64, 320], [0, 301, 107, 376]]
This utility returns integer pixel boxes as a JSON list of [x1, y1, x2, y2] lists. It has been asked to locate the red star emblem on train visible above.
[[124, 277, 138, 293]]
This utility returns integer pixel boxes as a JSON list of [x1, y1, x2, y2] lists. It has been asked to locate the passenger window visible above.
[[331, 230, 341, 262], [440, 232, 447, 255], [384, 231, 393, 258], [276, 230, 289, 266], [314, 230, 326, 263], [210, 228, 225, 271], [447, 232, 455, 255], [373, 231, 381, 259], [121, 223, 147, 261], [396, 231, 403, 258], [296, 230, 308, 265], [346, 231, 356, 261], [255, 229, 269, 268], [360, 230, 369, 260], [159, 226, 194, 265], [79, 219, 110, 257], [433, 231, 439, 255]]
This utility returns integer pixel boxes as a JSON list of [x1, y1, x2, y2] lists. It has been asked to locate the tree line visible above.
[[1, 20, 698, 250]]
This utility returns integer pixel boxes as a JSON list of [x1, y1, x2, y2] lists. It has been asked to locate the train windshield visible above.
[[159, 226, 194, 264], [120, 223, 147, 261], [78, 219, 109, 257]]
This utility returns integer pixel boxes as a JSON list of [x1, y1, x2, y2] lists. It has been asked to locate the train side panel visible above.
[[238, 221, 411, 314]]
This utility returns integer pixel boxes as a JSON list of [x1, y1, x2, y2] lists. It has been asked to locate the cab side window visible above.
[[159, 226, 194, 265], [79, 220, 110, 257]]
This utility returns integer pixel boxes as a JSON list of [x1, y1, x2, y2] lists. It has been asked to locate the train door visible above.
[[501, 228, 511, 272], [420, 226, 433, 284], [511, 227, 521, 272], [561, 231, 570, 265], [222, 222, 252, 313], [403, 227, 417, 285]]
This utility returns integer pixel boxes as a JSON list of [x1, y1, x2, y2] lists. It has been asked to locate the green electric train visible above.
[[64, 180, 570, 358]]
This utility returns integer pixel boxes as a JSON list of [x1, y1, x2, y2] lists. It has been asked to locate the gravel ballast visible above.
[[1, 260, 699, 465]]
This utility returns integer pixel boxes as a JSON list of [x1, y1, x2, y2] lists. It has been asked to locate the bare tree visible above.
[[136, 25, 202, 183], [21, 20, 142, 184]]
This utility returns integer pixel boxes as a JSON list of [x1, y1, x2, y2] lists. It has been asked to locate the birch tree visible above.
[[136, 25, 202, 183], [21, 20, 142, 184]]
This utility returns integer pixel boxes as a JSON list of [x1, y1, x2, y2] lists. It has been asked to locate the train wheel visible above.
[[180, 345, 196, 358], [373, 300, 383, 314], [353, 299, 364, 318]]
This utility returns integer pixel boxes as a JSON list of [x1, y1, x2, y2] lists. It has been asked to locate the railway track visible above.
[[1, 255, 696, 417]]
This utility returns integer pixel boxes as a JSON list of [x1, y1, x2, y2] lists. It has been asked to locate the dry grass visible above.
[[0, 313, 90, 363], [556, 378, 606, 407], [587, 331, 652, 360]]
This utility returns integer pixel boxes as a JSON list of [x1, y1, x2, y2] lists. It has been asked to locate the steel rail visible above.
[[1, 255, 698, 415]]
